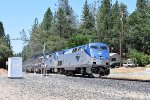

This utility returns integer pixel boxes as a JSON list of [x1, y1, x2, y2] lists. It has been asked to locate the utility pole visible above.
[[120, 11, 124, 67], [41, 42, 47, 77]]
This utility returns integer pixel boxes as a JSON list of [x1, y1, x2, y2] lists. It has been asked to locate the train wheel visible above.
[[99, 75, 101, 78], [60, 68, 65, 74], [65, 70, 75, 76], [82, 73, 85, 77], [65, 70, 69, 76], [88, 74, 94, 78]]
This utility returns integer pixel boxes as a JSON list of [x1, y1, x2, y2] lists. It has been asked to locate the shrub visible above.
[[129, 49, 150, 67]]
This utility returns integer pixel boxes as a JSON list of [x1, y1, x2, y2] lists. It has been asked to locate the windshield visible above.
[[90, 46, 98, 49], [90, 45, 107, 50], [100, 46, 107, 50]]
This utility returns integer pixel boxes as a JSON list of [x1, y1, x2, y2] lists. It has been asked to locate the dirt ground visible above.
[[0, 68, 7, 76], [111, 67, 146, 74], [109, 75, 150, 80], [110, 67, 150, 80]]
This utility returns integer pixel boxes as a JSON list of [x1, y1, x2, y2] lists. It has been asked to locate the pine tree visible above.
[[58, 0, 69, 12], [0, 21, 13, 67], [127, 0, 150, 54], [55, 8, 67, 37], [110, 0, 120, 32], [22, 45, 30, 61], [28, 18, 43, 56], [57, 0, 77, 38], [64, 7, 76, 37], [50, 12, 57, 35], [41, 8, 53, 31], [81, 0, 95, 29], [109, 0, 120, 53], [32, 18, 39, 34], [78, 0, 96, 38], [96, 0, 112, 43], [5, 34, 12, 49], [0, 21, 5, 38], [136, 0, 147, 10]]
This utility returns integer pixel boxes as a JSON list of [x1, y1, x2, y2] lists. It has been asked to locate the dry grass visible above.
[[110, 67, 150, 80], [111, 67, 145, 74], [111, 75, 150, 81]]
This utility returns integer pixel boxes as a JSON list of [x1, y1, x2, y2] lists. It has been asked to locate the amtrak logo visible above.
[[75, 55, 80, 61]]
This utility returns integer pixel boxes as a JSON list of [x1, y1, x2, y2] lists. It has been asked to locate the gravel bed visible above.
[[0, 73, 150, 100]]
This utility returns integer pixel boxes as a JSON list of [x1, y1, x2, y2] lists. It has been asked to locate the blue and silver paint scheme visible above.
[[84, 42, 110, 67], [48, 42, 110, 75], [23, 42, 110, 76]]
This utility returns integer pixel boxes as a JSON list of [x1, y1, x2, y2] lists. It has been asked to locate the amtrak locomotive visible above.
[[23, 42, 110, 77]]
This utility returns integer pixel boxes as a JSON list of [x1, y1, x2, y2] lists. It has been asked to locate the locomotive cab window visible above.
[[78, 47, 81, 51], [100, 46, 107, 50], [49, 54, 53, 57], [90, 46, 98, 49], [58, 61, 62, 66], [72, 48, 80, 53]]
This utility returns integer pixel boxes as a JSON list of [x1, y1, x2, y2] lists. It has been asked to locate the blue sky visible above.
[[0, 0, 136, 53]]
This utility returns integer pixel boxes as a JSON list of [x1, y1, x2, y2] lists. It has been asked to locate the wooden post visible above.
[[120, 11, 124, 67]]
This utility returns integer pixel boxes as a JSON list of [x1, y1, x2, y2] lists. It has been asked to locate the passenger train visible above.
[[23, 42, 110, 77]]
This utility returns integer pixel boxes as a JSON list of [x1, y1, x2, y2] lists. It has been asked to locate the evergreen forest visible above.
[[0, 0, 150, 67]]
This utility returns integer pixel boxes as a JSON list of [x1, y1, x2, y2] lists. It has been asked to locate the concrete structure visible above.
[[8, 57, 23, 78], [110, 53, 121, 68]]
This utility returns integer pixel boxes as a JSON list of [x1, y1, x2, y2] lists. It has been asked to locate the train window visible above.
[[72, 49, 74, 53], [50, 60, 52, 64], [72, 48, 77, 53], [90, 46, 98, 49], [100, 46, 107, 50], [111, 58, 116, 61], [78, 47, 81, 51], [72, 49, 75, 53], [58, 61, 62, 66], [49, 54, 53, 57], [72, 47, 82, 53], [75, 48, 78, 52]]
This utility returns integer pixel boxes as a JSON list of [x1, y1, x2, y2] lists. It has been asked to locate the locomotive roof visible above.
[[66, 42, 108, 50], [29, 42, 108, 59], [55, 42, 108, 55]]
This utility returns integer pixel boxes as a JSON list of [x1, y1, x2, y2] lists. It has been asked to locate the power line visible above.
[[10, 38, 22, 40]]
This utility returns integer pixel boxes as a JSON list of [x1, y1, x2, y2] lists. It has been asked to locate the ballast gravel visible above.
[[0, 73, 150, 100]]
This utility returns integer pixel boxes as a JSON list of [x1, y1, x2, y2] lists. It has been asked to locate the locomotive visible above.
[[23, 42, 110, 77]]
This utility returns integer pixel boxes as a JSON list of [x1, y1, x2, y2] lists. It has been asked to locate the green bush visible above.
[[129, 49, 150, 67]]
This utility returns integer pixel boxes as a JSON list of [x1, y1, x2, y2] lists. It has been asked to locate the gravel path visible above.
[[0, 73, 150, 100]]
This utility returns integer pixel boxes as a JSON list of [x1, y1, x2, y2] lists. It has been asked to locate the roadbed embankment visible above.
[[0, 73, 150, 100], [108, 67, 150, 81]]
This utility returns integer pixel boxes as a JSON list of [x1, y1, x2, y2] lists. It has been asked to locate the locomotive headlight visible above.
[[98, 52, 102, 55], [99, 56, 103, 59], [106, 62, 109, 65], [106, 60, 110, 65]]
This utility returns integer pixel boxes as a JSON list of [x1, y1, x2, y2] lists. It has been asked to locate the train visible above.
[[23, 42, 110, 77]]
